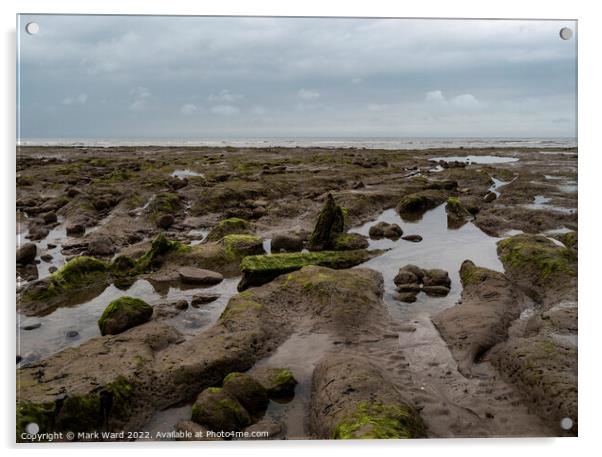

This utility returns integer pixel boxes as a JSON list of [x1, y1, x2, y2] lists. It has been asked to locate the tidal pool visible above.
[[429, 155, 519, 164]]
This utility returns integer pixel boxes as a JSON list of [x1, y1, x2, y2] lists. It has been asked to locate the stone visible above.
[[191, 293, 220, 307], [40, 253, 53, 262], [66, 223, 85, 236], [87, 235, 115, 256], [271, 232, 304, 253], [17, 243, 37, 265], [98, 297, 153, 336], [307, 194, 347, 250], [369, 221, 403, 239], [191, 387, 251, 432], [395, 292, 418, 303], [222, 372, 269, 416], [423, 269, 451, 288], [402, 235, 422, 242], [422, 285, 451, 297], [249, 367, 298, 398], [156, 213, 175, 229], [42, 211, 57, 224], [178, 267, 224, 285]]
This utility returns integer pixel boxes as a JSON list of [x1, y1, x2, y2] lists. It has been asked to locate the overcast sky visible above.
[[18, 15, 577, 139]]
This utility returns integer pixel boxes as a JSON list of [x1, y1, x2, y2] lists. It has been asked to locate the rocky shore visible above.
[[16, 145, 577, 440]]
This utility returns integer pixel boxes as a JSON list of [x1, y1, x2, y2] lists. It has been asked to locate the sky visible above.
[[17, 15, 577, 139]]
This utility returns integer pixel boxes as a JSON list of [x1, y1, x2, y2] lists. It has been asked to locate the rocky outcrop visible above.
[[307, 194, 347, 250], [206, 218, 252, 241], [237, 249, 383, 291], [432, 260, 519, 376], [310, 355, 426, 439]]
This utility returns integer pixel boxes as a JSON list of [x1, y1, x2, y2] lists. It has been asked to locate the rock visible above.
[[432, 260, 518, 376], [66, 223, 85, 236], [206, 218, 252, 241], [271, 233, 304, 253], [191, 293, 220, 307], [93, 199, 110, 211], [154, 300, 188, 319], [178, 267, 224, 285], [48, 266, 58, 273], [497, 234, 577, 303], [402, 235, 422, 242], [221, 234, 265, 257], [307, 193, 347, 250], [248, 367, 298, 398], [396, 283, 422, 293], [191, 387, 251, 432], [66, 330, 79, 339], [22, 322, 41, 331], [40, 253, 53, 262], [310, 355, 426, 439], [42, 211, 57, 224], [16, 355, 22, 364], [396, 190, 446, 221], [427, 179, 458, 191], [422, 285, 450, 296], [238, 249, 384, 291], [368, 221, 403, 239], [395, 292, 418, 303], [483, 192, 497, 203], [222, 372, 269, 416], [156, 213, 175, 229], [17, 243, 37, 265], [423, 269, 451, 288], [47, 243, 57, 249], [65, 187, 81, 198], [332, 233, 369, 250], [28, 225, 49, 240], [98, 297, 154, 336], [393, 265, 424, 286], [87, 235, 115, 256]]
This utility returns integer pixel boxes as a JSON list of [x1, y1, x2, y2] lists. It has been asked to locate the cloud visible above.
[[368, 103, 388, 111], [211, 104, 240, 116], [297, 88, 320, 100], [208, 89, 243, 102], [61, 93, 88, 105], [252, 106, 268, 115], [180, 103, 200, 115], [351, 77, 364, 84], [128, 86, 152, 111], [425, 90, 481, 109]]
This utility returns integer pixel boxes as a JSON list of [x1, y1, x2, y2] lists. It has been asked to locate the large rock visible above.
[[98, 296, 154, 335], [191, 387, 251, 432], [432, 260, 518, 376], [221, 234, 264, 257], [307, 194, 347, 250], [396, 190, 446, 221], [206, 218, 252, 242], [222, 372, 269, 417], [423, 269, 451, 288], [178, 266, 224, 285], [66, 223, 85, 236], [237, 249, 383, 291], [87, 235, 116, 256], [271, 232, 304, 253], [310, 355, 426, 439], [249, 367, 298, 398], [156, 213, 175, 229], [332, 233, 369, 250], [17, 243, 37, 265], [368, 222, 403, 239]]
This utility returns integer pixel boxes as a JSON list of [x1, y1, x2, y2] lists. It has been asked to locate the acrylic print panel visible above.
[[16, 15, 577, 442]]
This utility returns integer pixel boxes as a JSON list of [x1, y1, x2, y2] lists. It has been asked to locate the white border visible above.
[[2, 1, 599, 456]]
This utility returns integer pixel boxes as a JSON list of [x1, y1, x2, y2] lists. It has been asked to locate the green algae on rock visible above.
[[98, 296, 153, 335], [497, 234, 577, 294], [333, 402, 426, 439], [250, 367, 298, 398], [221, 234, 265, 257], [191, 387, 251, 432], [206, 217, 252, 241], [237, 249, 383, 291], [308, 194, 347, 250], [222, 372, 269, 416], [396, 190, 446, 221]]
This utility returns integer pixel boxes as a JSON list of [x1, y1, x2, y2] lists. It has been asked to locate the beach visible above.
[[16, 144, 577, 440]]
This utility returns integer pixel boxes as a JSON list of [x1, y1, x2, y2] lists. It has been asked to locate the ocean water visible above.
[[17, 137, 576, 150]]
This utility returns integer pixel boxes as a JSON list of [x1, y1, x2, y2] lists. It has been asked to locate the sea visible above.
[[17, 137, 576, 150]]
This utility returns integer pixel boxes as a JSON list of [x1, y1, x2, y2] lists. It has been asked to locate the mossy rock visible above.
[[332, 401, 426, 439], [237, 249, 383, 291], [98, 296, 153, 335], [16, 376, 134, 440], [308, 194, 347, 250], [136, 233, 190, 272], [222, 372, 269, 416], [332, 233, 369, 251], [459, 259, 504, 287], [497, 234, 577, 286], [191, 387, 251, 432], [445, 196, 471, 217], [396, 190, 445, 221], [206, 218, 252, 241], [147, 192, 182, 221], [559, 231, 577, 250], [221, 234, 265, 258], [252, 368, 298, 398]]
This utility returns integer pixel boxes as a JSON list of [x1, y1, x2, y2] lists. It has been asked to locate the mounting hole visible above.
[[25, 22, 40, 35], [559, 27, 573, 40], [560, 417, 573, 430], [25, 422, 39, 434]]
